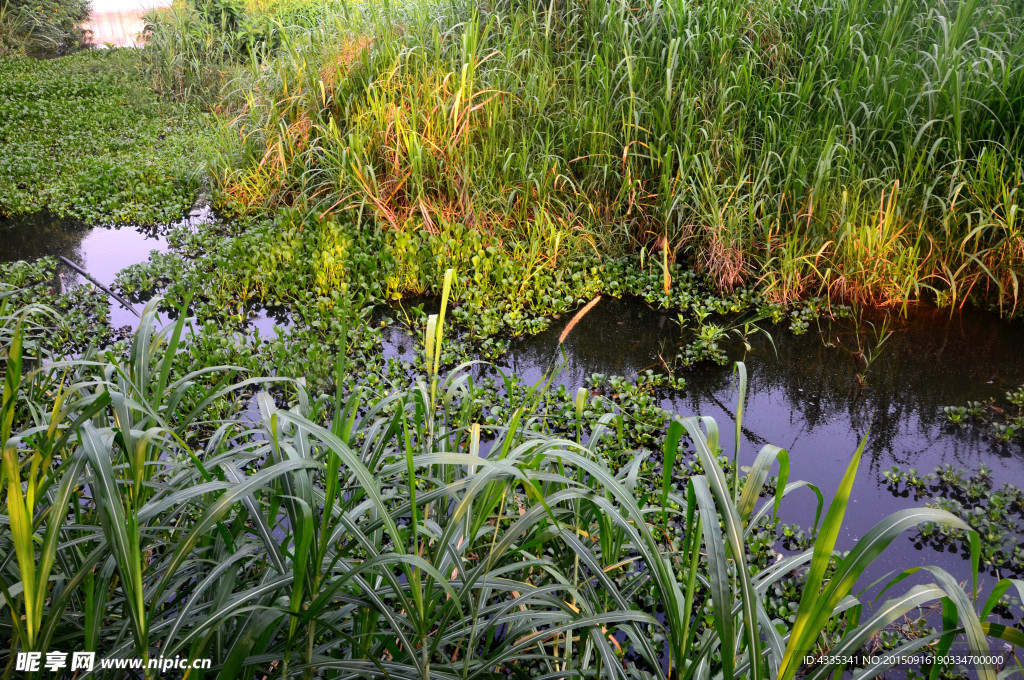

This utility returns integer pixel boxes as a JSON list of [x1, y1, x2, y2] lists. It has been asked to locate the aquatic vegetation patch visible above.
[[885, 463, 1024, 580], [0, 258, 113, 351], [940, 386, 1024, 447], [112, 208, 843, 399], [0, 49, 214, 224]]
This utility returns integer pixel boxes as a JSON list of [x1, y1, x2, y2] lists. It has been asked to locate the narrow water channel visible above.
[[1, 211, 187, 327]]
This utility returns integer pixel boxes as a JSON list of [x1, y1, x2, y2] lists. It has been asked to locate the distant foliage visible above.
[[141, 0, 349, 101], [0, 0, 90, 54]]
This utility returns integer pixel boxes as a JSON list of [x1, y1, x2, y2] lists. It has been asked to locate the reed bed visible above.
[[145, 0, 1024, 314]]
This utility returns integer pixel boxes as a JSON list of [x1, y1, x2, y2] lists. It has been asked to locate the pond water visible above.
[[380, 295, 1024, 590], [1, 212, 168, 328], [494, 298, 1024, 598]]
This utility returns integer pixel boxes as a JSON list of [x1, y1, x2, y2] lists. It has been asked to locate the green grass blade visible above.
[[779, 434, 867, 679]]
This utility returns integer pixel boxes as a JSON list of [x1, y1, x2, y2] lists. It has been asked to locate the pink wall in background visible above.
[[85, 0, 171, 47]]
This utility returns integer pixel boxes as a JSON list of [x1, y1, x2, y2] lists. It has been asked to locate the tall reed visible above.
[[145, 0, 1024, 313]]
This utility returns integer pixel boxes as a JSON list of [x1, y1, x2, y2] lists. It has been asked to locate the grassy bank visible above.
[[145, 0, 1024, 315], [0, 48, 213, 223], [1, 292, 1021, 678]]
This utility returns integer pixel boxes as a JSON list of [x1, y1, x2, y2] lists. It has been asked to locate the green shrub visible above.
[[0, 0, 90, 54]]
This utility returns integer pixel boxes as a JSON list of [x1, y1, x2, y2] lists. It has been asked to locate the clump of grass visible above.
[[141, 0, 352, 104], [145, 0, 1024, 314]]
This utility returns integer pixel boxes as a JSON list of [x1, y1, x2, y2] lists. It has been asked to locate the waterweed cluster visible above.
[[885, 462, 1024, 578], [941, 387, 1024, 446], [0, 258, 113, 352], [0, 49, 213, 223], [112, 207, 844, 402]]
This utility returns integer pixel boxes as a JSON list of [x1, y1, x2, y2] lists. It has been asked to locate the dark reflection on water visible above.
[[502, 297, 1024, 582], [0, 212, 168, 327], [1, 213, 91, 262]]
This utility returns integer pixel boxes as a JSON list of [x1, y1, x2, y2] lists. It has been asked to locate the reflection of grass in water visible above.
[[0, 48, 213, 224], [0, 215, 90, 264]]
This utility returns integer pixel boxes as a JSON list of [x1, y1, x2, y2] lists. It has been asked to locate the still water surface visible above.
[[510, 298, 1024, 551], [1, 212, 166, 327]]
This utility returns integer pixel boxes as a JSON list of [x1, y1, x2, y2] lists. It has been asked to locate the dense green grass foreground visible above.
[[147, 0, 1024, 314], [0, 49, 212, 223], [2, 289, 1023, 679]]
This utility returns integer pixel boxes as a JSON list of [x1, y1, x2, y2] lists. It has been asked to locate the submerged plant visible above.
[[851, 313, 894, 388]]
